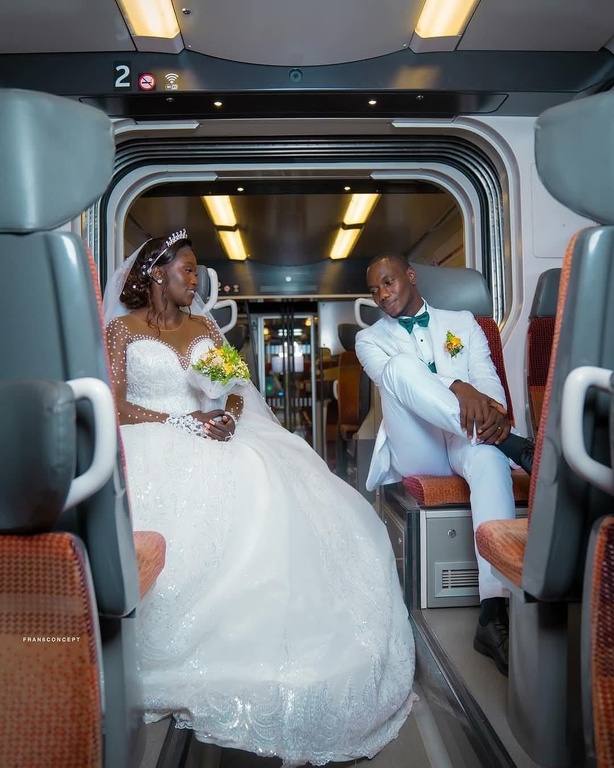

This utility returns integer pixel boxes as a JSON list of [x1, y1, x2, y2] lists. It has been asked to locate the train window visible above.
[[94, 131, 509, 324]]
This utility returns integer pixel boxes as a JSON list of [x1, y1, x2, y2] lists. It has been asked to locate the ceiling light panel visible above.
[[343, 193, 381, 226], [202, 196, 237, 228], [117, 0, 180, 37]]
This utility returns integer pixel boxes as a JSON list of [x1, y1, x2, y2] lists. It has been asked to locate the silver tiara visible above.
[[164, 228, 188, 249], [144, 229, 189, 275]]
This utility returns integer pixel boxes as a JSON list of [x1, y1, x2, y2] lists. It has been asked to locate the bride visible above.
[[103, 230, 416, 767]]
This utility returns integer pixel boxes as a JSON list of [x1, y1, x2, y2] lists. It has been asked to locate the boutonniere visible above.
[[445, 331, 464, 358]]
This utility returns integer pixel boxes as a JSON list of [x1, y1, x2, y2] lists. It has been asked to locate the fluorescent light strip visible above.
[[117, 0, 180, 38], [415, 0, 480, 38], [218, 229, 248, 261], [343, 193, 381, 226], [201, 196, 237, 228], [329, 227, 362, 261]]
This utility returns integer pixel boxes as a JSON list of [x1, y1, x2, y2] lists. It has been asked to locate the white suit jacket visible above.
[[355, 306, 507, 487]]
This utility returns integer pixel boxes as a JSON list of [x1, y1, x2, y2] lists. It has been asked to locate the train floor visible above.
[[421, 607, 541, 768], [135, 606, 536, 768]]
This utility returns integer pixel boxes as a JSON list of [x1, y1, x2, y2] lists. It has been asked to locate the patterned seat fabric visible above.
[[0, 534, 103, 768], [527, 318, 555, 434], [134, 531, 167, 599], [585, 515, 614, 768], [404, 470, 530, 508]]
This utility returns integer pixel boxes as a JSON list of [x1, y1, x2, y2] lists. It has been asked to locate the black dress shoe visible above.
[[474, 617, 509, 676], [495, 434, 535, 475], [518, 438, 535, 475]]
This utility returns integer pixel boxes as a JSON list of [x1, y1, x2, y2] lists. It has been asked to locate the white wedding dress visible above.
[[119, 334, 416, 766]]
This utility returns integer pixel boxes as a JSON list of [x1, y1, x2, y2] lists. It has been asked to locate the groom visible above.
[[355, 254, 533, 676]]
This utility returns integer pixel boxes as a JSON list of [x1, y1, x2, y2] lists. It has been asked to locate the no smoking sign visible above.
[[138, 73, 156, 91]]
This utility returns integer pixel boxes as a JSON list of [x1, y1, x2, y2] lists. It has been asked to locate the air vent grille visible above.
[[435, 561, 479, 598]]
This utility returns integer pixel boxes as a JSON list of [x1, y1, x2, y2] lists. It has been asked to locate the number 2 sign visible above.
[[114, 62, 132, 91]]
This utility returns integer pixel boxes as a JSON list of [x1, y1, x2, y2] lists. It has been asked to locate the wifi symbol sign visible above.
[[165, 72, 179, 90]]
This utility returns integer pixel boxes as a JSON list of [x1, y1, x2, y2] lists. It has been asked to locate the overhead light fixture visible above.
[[415, 0, 480, 37], [329, 226, 362, 261], [201, 196, 237, 228], [218, 229, 248, 261], [343, 193, 381, 226], [410, 0, 480, 52], [117, 0, 180, 38]]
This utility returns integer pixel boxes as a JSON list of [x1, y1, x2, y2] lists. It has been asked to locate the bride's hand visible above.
[[190, 409, 234, 442]]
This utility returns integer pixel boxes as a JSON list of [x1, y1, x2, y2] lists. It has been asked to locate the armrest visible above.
[[133, 530, 166, 598]]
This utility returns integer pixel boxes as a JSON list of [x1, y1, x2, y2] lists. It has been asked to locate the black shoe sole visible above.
[[473, 637, 509, 677]]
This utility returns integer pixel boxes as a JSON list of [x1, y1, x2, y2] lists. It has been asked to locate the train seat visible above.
[[526, 267, 561, 436], [562, 364, 614, 768], [336, 324, 363, 441], [0, 88, 165, 767], [582, 514, 614, 768], [334, 323, 366, 485], [476, 90, 614, 766], [0, 379, 108, 767]]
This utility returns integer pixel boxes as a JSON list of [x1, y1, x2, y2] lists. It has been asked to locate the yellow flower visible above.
[[192, 342, 251, 385], [445, 330, 464, 358]]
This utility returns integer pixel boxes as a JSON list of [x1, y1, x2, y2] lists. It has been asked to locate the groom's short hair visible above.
[[367, 253, 411, 270]]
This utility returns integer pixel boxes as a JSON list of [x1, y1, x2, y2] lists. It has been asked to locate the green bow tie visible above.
[[399, 311, 430, 334]]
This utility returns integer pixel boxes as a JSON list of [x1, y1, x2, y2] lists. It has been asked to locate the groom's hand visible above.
[[449, 382, 512, 444], [450, 380, 498, 439], [477, 406, 512, 445]]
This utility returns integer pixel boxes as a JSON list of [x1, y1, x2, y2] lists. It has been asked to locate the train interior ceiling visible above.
[[2, 2, 614, 768]]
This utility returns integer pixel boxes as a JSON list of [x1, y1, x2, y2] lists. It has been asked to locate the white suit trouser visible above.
[[380, 355, 514, 600]]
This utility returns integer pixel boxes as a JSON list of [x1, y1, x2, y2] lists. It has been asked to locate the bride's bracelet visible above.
[[165, 414, 204, 437]]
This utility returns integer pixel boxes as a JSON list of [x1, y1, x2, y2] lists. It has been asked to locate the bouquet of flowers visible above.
[[188, 342, 251, 399]]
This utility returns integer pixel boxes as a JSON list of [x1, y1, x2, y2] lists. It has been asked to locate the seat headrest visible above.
[[0, 89, 114, 232], [196, 265, 211, 302], [412, 263, 493, 315], [0, 380, 76, 534], [225, 324, 249, 351], [535, 91, 614, 224], [338, 324, 360, 351], [529, 268, 561, 319]]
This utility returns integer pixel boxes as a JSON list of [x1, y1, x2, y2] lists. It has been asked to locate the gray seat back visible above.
[[0, 89, 138, 616], [529, 268, 561, 319], [523, 91, 614, 599]]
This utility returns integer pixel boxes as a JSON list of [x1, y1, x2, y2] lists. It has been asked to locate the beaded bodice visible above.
[[126, 337, 216, 415]]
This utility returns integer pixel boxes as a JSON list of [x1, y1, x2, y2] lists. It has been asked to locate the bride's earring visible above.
[[156, 278, 163, 284]]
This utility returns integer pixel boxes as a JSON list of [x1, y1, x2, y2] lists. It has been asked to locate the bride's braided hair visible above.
[[121, 231, 192, 316]]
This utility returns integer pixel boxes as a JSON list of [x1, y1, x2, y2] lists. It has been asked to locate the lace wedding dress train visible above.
[[119, 334, 416, 766]]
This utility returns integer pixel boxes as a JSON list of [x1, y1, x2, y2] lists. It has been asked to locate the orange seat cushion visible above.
[[589, 517, 614, 767], [475, 518, 528, 589], [0, 533, 102, 767], [402, 469, 530, 507], [133, 531, 166, 598]]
